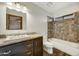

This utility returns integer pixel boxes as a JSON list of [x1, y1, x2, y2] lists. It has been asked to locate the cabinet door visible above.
[[53, 48, 64, 56], [0, 42, 26, 56], [53, 48, 70, 56], [33, 37, 43, 56], [0, 40, 33, 56]]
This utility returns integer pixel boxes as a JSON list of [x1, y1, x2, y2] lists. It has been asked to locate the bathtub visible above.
[[47, 38, 79, 56]]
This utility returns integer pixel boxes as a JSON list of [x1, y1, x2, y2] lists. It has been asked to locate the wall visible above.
[[0, 3, 6, 34], [53, 17, 79, 43], [26, 7, 52, 41]]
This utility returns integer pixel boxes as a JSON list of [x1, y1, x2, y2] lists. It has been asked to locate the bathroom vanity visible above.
[[0, 35, 43, 56], [0, 6, 43, 56]]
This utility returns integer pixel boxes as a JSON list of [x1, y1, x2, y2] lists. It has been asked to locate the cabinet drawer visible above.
[[25, 40, 33, 45], [0, 42, 27, 56]]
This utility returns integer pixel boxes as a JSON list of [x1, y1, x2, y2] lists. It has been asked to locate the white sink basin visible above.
[[0, 35, 31, 46], [0, 35, 30, 43], [7, 35, 31, 40]]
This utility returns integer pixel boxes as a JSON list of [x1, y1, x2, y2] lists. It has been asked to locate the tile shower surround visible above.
[[48, 12, 79, 43]]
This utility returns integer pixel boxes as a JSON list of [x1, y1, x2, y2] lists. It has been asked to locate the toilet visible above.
[[43, 41, 53, 54]]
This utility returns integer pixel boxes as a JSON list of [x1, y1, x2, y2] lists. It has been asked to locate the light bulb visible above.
[[16, 4, 20, 8], [21, 10, 26, 13], [14, 3, 21, 11], [6, 2, 12, 5], [16, 8, 20, 11], [7, 6, 13, 9], [23, 7, 27, 11]]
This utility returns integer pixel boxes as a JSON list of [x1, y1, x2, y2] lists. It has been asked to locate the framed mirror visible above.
[[6, 14, 22, 30]]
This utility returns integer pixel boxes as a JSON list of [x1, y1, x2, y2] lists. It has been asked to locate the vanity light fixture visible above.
[[21, 7, 27, 13], [6, 2, 13, 9], [23, 6, 27, 11], [7, 6, 13, 9], [14, 3, 21, 11], [16, 3, 21, 8], [21, 10, 26, 13], [6, 2, 27, 13], [6, 2, 12, 6]]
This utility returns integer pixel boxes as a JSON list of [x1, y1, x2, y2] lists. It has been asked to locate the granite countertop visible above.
[[0, 34, 42, 47]]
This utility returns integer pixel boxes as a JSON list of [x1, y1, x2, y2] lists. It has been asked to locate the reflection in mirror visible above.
[[6, 14, 22, 30]]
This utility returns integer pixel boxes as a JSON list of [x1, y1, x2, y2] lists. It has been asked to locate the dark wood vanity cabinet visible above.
[[0, 37, 43, 56], [53, 48, 70, 56], [33, 37, 43, 56]]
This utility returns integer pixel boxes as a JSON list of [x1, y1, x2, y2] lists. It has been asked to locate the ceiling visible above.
[[33, 2, 78, 14], [20, 2, 79, 15]]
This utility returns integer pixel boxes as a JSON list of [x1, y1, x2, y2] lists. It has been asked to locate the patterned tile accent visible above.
[[53, 18, 78, 42]]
